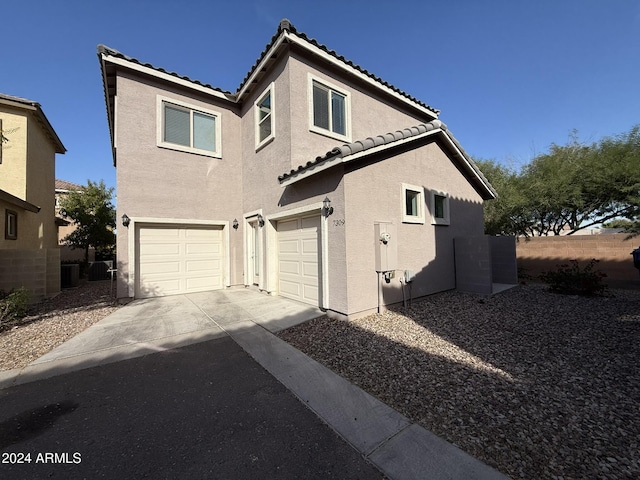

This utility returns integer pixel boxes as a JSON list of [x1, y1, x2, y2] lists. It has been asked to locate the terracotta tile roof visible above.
[[96, 45, 234, 97], [238, 19, 439, 115], [0, 93, 66, 154], [278, 120, 497, 200], [55, 179, 83, 191], [0, 93, 39, 106], [98, 19, 439, 116]]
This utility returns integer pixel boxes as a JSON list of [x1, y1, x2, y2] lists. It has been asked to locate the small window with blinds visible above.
[[157, 96, 221, 157], [308, 74, 350, 142]]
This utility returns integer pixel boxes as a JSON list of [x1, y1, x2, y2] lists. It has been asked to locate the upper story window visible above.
[[5, 209, 17, 240], [402, 183, 425, 224], [255, 83, 275, 149], [308, 74, 351, 142], [431, 190, 450, 225], [157, 96, 221, 157]]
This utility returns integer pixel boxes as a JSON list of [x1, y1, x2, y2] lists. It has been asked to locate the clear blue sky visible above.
[[2, 0, 639, 193]]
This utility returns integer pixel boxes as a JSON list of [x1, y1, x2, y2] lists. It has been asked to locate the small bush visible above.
[[0, 287, 31, 330], [539, 259, 608, 296]]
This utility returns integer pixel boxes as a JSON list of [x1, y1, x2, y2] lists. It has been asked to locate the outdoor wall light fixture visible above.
[[322, 197, 334, 217], [233, 218, 239, 229], [122, 214, 130, 227], [257, 214, 265, 227]]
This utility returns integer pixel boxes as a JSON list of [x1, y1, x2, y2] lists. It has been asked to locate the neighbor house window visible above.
[[308, 74, 350, 141], [431, 190, 450, 225], [5, 210, 17, 240], [255, 83, 275, 149], [402, 183, 424, 224], [157, 96, 221, 157]]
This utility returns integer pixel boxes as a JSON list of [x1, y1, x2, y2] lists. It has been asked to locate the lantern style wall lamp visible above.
[[233, 219, 239, 229], [121, 214, 130, 227], [257, 213, 265, 227], [322, 197, 334, 217]]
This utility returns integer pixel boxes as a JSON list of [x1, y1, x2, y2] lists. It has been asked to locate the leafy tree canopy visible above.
[[59, 180, 116, 262], [476, 125, 640, 237]]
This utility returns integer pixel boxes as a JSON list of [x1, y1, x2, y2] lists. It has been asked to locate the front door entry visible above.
[[249, 220, 260, 285]]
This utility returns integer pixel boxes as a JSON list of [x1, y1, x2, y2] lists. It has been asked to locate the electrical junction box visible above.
[[374, 222, 397, 272]]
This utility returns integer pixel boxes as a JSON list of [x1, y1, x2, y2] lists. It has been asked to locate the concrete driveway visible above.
[[0, 288, 507, 480]]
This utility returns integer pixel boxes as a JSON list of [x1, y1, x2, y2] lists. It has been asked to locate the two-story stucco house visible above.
[[99, 19, 512, 319], [0, 93, 66, 299]]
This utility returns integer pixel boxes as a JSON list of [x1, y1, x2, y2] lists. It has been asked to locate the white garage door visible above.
[[277, 215, 320, 305], [137, 225, 224, 298]]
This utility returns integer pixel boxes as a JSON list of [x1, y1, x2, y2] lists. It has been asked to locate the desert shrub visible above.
[[539, 259, 608, 296], [0, 287, 30, 330]]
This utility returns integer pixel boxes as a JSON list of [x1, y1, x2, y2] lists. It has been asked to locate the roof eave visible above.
[[279, 127, 497, 201], [0, 189, 41, 213], [285, 33, 439, 120], [0, 96, 66, 154]]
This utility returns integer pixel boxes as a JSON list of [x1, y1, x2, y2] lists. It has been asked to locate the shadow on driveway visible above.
[[0, 336, 382, 479]]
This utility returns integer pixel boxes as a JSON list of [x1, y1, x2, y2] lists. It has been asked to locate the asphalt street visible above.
[[0, 336, 383, 479]]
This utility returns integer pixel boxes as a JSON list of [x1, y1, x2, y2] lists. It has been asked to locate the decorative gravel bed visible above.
[[277, 285, 640, 480], [0, 281, 120, 371]]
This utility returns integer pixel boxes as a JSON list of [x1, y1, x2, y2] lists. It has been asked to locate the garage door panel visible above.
[[279, 260, 301, 275], [185, 258, 221, 272], [301, 238, 318, 254], [278, 238, 300, 254], [186, 243, 221, 255], [302, 284, 319, 303], [302, 261, 318, 277], [279, 280, 301, 297], [141, 243, 181, 256], [137, 225, 224, 298], [186, 275, 222, 290], [139, 278, 182, 297], [141, 261, 182, 275], [277, 219, 299, 232]]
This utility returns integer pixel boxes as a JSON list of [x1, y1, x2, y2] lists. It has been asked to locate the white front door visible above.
[[249, 220, 261, 285]]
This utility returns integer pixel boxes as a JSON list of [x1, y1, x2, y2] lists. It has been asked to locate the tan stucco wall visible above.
[[25, 112, 58, 250], [0, 105, 61, 298], [287, 51, 433, 172], [0, 110, 28, 198], [114, 72, 244, 297], [343, 140, 485, 316]]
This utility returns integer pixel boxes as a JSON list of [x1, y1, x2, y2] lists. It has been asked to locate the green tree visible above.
[[59, 180, 116, 263], [477, 126, 640, 237], [474, 159, 530, 235]]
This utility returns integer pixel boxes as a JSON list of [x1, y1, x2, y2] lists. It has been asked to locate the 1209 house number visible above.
[[332, 219, 345, 226]]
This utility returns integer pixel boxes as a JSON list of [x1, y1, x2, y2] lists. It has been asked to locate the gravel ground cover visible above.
[[278, 285, 640, 480], [0, 281, 120, 371]]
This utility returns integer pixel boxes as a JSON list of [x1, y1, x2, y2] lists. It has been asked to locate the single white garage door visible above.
[[137, 225, 224, 298], [277, 215, 320, 305]]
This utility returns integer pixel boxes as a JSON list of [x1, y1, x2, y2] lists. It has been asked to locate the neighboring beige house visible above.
[[0, 93, 66, 299], [55, 179, 96, 262], [99, 19, 513, 319]]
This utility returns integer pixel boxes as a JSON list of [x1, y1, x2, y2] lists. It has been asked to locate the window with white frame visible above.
[[157, 96, 221, 157], [5, 209, 17, 240], [308, 74, 350, 141], [255, 83, 274, 148], [431, 190, 450, 225], [402, 183, 425, 224]]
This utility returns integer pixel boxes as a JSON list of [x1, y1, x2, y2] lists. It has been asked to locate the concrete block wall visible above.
[[0, 248, 61, 300], [454, 236, 493, 295], [490, 236, 518, 284], [516, 233, 640, 288]]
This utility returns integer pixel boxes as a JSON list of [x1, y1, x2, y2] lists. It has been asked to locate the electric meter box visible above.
[[374, 222, 397, 272]]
